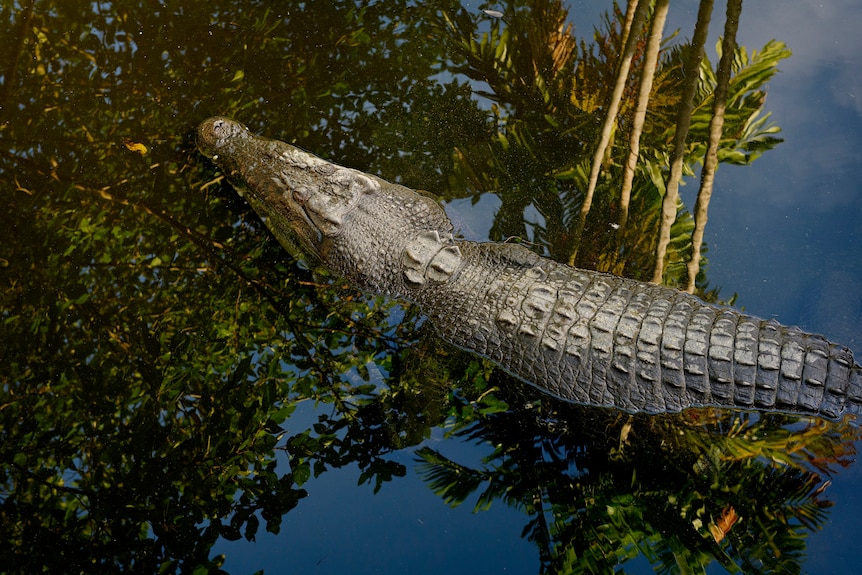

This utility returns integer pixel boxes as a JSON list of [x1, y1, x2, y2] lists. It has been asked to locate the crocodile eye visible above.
[[292, 187, 310, 203]]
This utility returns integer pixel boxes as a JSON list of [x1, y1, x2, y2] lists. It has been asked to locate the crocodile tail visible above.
[[426, 242, 862, 422]]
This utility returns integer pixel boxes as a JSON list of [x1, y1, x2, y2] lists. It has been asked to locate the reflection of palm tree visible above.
[[619, 0, 670, 234], [686, 0, 742, 292], [416, 394, 860, 574], [441, 0, 787, 295], [570, 0, 650, 264], [651, 0, 714, 283]]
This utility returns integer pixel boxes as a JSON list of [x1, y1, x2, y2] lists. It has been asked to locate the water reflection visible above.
[[419, 377, 860, 573], [0, 0, 859, 573], [443, 0, 786, 291]]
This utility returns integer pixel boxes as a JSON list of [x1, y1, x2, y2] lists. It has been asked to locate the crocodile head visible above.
[[196, 117, 380, 259]]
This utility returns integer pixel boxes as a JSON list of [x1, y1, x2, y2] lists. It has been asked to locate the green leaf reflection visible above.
[[0, 0, 850, 573], [418, 376, 861, 574]]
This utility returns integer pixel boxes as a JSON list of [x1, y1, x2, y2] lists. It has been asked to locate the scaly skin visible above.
[[197, 117, 862, 422]]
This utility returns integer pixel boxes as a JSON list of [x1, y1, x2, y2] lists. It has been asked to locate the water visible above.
[[2, 1, 861, 573]]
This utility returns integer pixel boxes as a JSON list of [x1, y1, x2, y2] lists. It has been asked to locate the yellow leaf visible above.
[[709, 506, 740, 543], [123, 138, 148, 154]]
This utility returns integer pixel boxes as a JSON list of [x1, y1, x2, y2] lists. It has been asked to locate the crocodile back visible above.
[[412, 242, 862, 420]]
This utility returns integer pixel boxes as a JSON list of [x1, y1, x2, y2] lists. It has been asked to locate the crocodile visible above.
[[196, 116, 862, 423]]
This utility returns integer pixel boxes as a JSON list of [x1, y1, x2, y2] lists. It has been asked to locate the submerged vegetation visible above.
[[0, 0, 856, 573]]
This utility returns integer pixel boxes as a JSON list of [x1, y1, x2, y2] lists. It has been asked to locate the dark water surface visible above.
[[2, 1, 861, 573]]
